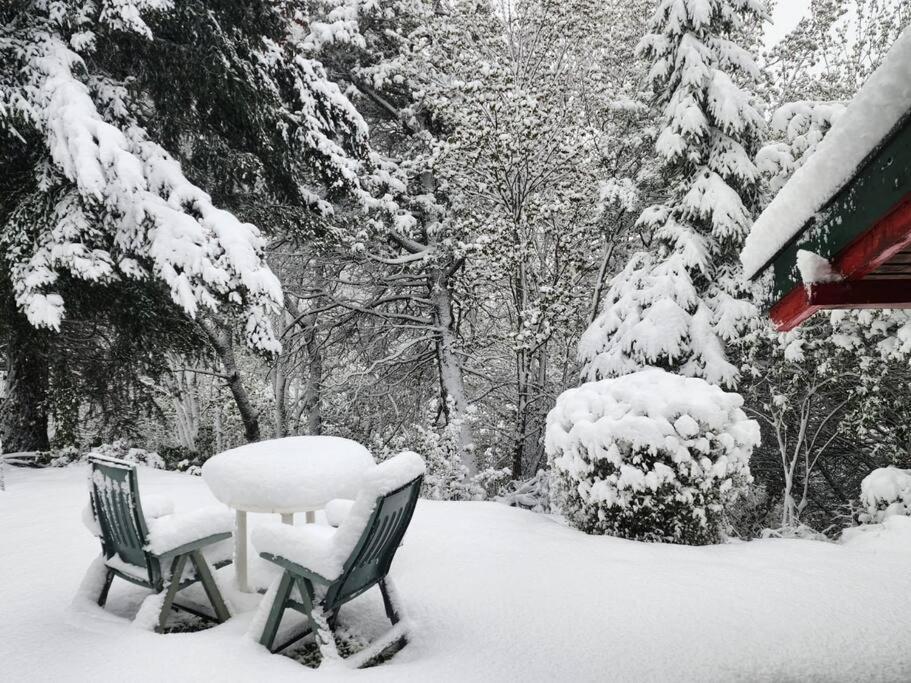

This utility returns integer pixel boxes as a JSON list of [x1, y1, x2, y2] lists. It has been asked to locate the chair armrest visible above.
[[260, 553, 333, 585], [155, 532, 232, 560]]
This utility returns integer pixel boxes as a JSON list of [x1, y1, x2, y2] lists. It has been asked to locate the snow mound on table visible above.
[[252, 451, 425, 580], [857, 466, 911, 524], [741, 26, 911, 279], [145, 506, 233, 555], [201, 436, 374, 511]]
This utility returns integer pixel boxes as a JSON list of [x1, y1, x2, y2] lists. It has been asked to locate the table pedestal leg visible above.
[[281, 513, 293, 525], [305, 510, 315, 524], [235, 510, 249, 593]]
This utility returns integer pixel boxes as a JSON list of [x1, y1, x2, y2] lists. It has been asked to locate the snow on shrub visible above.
[[372, 418, 509, 501], [39, 440, 164, 469], [545, 368, 759, 545], [497, 470, 553, 513], [858, 467, 911, 524]]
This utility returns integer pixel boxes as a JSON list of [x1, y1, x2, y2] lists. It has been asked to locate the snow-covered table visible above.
[[201, 436, 374, 592]]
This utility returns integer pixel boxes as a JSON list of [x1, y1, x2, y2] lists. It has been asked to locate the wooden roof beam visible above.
[[771, 279, 911, 331], [769, 194, 911, 331]]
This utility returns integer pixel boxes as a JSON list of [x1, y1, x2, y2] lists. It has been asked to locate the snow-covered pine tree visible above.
[[579, 0, 766, 388], [755, 101, 846, 196], [0, 1, 388, 450]]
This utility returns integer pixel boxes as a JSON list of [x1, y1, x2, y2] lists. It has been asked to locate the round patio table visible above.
[[201, 435, 374, 592]]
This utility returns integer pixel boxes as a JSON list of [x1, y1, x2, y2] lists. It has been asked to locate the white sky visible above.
[[765, 0, 813, 46]]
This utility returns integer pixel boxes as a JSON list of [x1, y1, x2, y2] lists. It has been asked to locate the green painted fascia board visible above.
[[765, 111, 911, 300]]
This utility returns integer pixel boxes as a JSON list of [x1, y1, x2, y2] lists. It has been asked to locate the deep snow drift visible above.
[[2, 465, 911, 682]]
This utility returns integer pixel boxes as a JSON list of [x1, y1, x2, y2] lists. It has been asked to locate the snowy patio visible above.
[[2, 464, 911, 682]]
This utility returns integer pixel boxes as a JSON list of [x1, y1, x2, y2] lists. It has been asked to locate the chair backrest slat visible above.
[[89, 457, 150, 570], [362, 514, 392, 563], [330, 476, 422, 607], [367, 508, 402, 564]]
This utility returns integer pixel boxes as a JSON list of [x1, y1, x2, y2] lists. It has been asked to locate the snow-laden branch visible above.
[[1, 30, 282, 351]]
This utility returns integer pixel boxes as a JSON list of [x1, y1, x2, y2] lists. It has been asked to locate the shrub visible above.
[[373, 418, 509, 501], [36, 440, 165, 469], [497, 470, 553, 513], [158, 445, 205, 473], [857, 467, 911, 524], [545, 368, 759, 545]]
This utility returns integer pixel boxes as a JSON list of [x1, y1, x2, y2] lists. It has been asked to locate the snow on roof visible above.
[[741, 27, 911, 280]]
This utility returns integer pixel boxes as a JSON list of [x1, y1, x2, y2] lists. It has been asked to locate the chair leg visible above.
[[189, 551, 230, 623], [97, 568, 115, 607], [156, 554, 188, 633], [296, 577, 341, 665], [310, 605, 342, 664], [379, 577, 408, 655], [260, 571, 294, 651], [379, 578, 400, 626]]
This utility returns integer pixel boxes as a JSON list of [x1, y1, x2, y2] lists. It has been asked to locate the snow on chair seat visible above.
[[145, 506, 234, 556], [254, 523, 343, 579], [324, 498, 355, 528], [250, 450, 425, 664], [86, 456, 233, 632]]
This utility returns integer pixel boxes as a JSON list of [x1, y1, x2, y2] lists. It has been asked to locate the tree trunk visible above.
[[199, 317, 260, 443], [512, 349, 532, 478], [272, 354, 289, 439], [284, 292, 322, 435], [303, 320, 322, 435], [0, 307, 50, 453], [214, 406, 224, 453], [430, 269, 476, 475], [589, 240, 616, 324], [511, 254, 533, 479]]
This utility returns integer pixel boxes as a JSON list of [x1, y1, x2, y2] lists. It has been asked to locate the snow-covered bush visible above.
[[40, 446, 81, 468], [546, 368, 760, 545], [497, 470, 553, 513], [724, 484, 774, 540], [858, 467, 911, 524], [373, 421, 509, 501], [87, 441, 165, 468], [37, 440, 164, 469]]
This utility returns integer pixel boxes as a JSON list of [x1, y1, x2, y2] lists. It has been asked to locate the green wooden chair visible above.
[[252, 451, 425, 663], [87, 456, 232, 632]]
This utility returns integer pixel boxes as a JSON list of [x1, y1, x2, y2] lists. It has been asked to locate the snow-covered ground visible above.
[[2, 465, 911, 682]]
